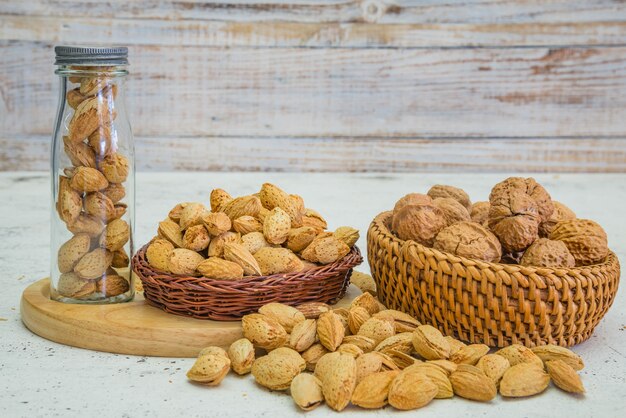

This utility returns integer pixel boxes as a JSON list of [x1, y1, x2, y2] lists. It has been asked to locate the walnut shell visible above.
[[427, 185, 471, 211], [470, 201, 490, 226], [393, 193, 432, 215], [549, 219, 609, 266], [433, 198, 470, 227], [520, 238, 575, 268], [391, 203, 446, 246], [539, 201, 576, 237], [433, 221, 502, 262], [488, 177, 549, 252]]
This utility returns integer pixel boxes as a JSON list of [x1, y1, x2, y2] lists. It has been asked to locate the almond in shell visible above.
[[228, 338, 255, 375], [158, 219, 183, 248], [241, 231, 273, 255], [286, 226, 318, 253], [179, 202, 206, 230], [57, 175, 82, 224], [146, 239, 174, 272], [56, 272, 96, 298], [302, 343, 329, 372], [350, 292, 381, 315], [207, 231, 240, 258], [495, 344, 543, 367], [210, 188, 232, 212], [450, 364, 497, 401], [334, 226, 359, 248], [182, 224, 210, 252], [412, 325, 450, 360], [403, 363, 453, 399], [297, 302, 330, 320], [317, 311, 345, 352], [290, 373, 324, 411], [70, 167, 109, 192], [290, 319, 317, 352], [99, 218, 130, 251], [388, 369, 438, 410], [233, 215, 262, 235], [263, 207, 291, 245], [74, 248, 113, 280], [111, 248, 129, 268], [67, 95, 112, 141], [63, 136, 96, 168], [358, 318, 395, 347], [57, 234, 91, 273], [251, 351, 302, 391], [84, 192, 115, 221], [301, 234, 350, 264], [197, 257, 244, 280], [68, 214, 105, 237], [222, 195, 261, 220], [241, 313, 288, 351], [223, 242, 262, 276], [449, 344, 490, 365], [499, 363, 550, 397], [351, 370, 400, 409], [258, 183, 304, 227], [316, 352, 357, 412], [202, 212, 232, 237], [348, 307, 370, 334], [96, 274, 129, 297], [101, 183, 125, 204], [100, 153, 129, 184], [302, 208, 327, 232], [476, 354, 510, 386], [168, 248, 204, 275], [545, 359, 585, 393], [258, 302, 305, 333], [88, 124, 116, 157], [253, 247, 303, 275], [373, 310, 420, 333], [187, 350, 231, 386], [531, 345, 584, 371]]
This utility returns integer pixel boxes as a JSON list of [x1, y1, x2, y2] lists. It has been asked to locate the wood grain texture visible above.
[[20, 277, 361, 357], [4, 135, 625, 172], [3, 41, 626, 138], [2, 0, 625, 24], [3, 15, 626, 48]]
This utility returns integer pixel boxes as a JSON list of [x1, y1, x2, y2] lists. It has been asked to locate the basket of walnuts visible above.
[[367, 177, 620, 347], [133, 183, 362, 320]]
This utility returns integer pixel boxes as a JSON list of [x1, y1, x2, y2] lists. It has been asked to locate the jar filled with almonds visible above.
[[50, 46, 134, 303]]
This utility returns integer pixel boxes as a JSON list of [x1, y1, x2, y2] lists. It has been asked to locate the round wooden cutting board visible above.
[[21, 278, 361, 358]]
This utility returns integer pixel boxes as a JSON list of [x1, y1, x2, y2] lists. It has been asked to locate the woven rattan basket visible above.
[[133, 245, 363, 321], [367, 211, 620, 347]]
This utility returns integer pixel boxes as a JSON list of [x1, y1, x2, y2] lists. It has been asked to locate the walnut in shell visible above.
[[391, 203, 446, 246], [392, 193, 432, 215], [433, 221, 502, 263], [539, 201, 576, 237], [549, 219, 609, 266], [487, 177, 552, 252], [470, 201, 490, 226], [427, 185, 471, 211], [433, 198, 471, 227], [520, 238, 575, 268]]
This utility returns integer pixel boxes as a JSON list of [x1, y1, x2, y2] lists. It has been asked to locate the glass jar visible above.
[[50, 46, 135, 303]]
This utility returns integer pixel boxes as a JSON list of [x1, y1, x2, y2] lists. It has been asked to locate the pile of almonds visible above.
[[145, 183, 359, 280], [187, 281, 586, 411], [55, 70, 131, 299], [391, 177, 609, 267]]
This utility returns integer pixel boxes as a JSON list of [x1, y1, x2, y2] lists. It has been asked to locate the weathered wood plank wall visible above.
[[1, 1, 625, 172]]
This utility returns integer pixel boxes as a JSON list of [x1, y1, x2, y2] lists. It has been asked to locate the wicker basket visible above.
[[367, 211, 620, 347], [132, 245, 363, 321]]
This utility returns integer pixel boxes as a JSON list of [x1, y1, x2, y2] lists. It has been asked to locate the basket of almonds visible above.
[[367, 177, 620, 347], [132, 183, 363, 320]]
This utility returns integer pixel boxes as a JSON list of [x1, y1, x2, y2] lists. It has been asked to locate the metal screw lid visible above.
[[54, 46, 128, 66]]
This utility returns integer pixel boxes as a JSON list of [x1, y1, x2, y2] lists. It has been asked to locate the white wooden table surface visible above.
[[1, 172, 625, 418]]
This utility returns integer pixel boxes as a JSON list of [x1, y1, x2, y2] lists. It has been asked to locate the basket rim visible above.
[[371, 210, 618, 274], [133, 244, 363, 288]]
